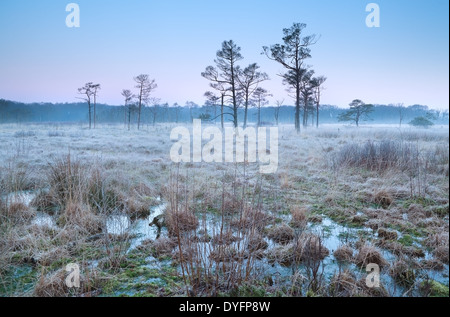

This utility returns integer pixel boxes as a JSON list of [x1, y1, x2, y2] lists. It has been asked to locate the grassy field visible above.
[[0, 122, 448, 297]]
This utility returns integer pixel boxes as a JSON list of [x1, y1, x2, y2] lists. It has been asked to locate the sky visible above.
[[0, 0, 448, 110]]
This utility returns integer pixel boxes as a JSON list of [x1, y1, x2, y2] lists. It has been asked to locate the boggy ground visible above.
[[0, 122, 448, 297]]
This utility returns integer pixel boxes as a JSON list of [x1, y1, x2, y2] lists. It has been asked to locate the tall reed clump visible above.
[[46, 154, 137, 268], [330, 140, 449, 197], [163, 166, 272, 296]]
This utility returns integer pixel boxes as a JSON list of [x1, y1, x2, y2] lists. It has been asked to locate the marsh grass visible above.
[[164, 165, 277, 296], [0, 123, 448, 297]]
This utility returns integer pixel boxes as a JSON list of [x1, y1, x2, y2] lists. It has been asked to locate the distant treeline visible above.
[[0, 99, 448, 126]]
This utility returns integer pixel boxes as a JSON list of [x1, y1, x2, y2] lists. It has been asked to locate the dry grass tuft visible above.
[[434, 246, 449, 264], [267, 244, 294, 267], [425, 232, 449, 249], [407, 204, 427, 218], [30, 191, 57, 213], [58, 202, 102, 235], [355, 244, 388, 267], [2, 202, 34, 222], [231, 208, 273, 230], [389, 260, 416, 287], [209, 246, 240, 263], [267, 224, 295, 244], [152, 237, 176, 257], [36, 247, 71, 267], [34, 269, 69, 297], [377, 228, 398, 241], [333, 245, 354, 262], [373, 191, 394, 208], [33, 267, 104, 297], [356, 279, 390, 297], [420, 258, 444, 271], [211, 231, 241, 245], [247, 234, 269, 253], [165, 207, 199, 235], [290, 207, 308, 228], [124, 197, 150, 218], [329, 270, 358, 297], [298, 234, 330, 262]]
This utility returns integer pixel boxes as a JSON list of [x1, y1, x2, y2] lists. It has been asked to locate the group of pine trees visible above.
[[202, 23, 327, 133], [74, 22, 444, 130], [78, 23, 329, 131]]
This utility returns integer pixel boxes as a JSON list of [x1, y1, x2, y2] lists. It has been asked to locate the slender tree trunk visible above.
[[303, 96, 309, 127], [295, 86, 300, 133], [88, 101, 92, 129], [93, 94, 96, 129], [295, 45, 301, 133], [230, 58, 238, 128], [243, 102, 248, 129], [316, 102, 319, 128], [138, 85, 143, 130], [128, 108, 131, 131], [221, 95, 224, 130], [124, 104, 127, 128], [257, 104, 261, 127]]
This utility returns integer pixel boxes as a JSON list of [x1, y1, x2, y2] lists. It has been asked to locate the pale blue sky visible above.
[[0, 0, 448, 109]]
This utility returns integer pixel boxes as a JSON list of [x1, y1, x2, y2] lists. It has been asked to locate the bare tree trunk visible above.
[[316, 102, 319, 128], [257, 101, 261, 127], [221, 95, 224, 130], [88, 101, 92, 129], [138, 85, 143, 130], [128, 108, 131, 131], [93, 94, 96, 129], [295, 87, 300, 133], [243, 103, 249, 129]]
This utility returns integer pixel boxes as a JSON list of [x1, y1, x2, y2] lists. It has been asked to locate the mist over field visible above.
[[0, 0, 448, 300]]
